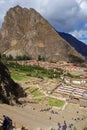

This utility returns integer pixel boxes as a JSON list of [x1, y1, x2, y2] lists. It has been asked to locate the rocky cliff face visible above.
[[0, 5, 84, 62], [0, 61, 25, 104]]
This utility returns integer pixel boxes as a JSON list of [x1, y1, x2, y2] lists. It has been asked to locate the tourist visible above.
[[2, 115, 12, 130], [58, 122, 61, 130]]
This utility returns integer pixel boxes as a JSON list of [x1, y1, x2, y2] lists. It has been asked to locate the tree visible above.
[[7, 55, 13, 60], [38, 55, 45, 61]]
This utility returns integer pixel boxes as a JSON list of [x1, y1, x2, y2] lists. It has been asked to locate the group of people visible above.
[[2, 115, 12, 130], [57, 121, 73, 130]]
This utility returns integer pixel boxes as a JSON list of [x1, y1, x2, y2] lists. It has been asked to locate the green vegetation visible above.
[[34, 97, 65, 107], [38, 55, 46, 61], [11, 73, 30, 81], [16, 55, 32, 60], [26, 86, 65, 107], [27, 86, 43, 97], [0, 54, 32, 61], [6, 62, 63, 80], [47, 97, 65, 107], [34, 97, 44, 103], [2, 58, 80, 81]]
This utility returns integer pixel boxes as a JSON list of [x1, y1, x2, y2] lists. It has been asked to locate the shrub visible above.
[[7, 55, 14, 60], [16, 55, 32, 60], [38, 55, 45, 61]]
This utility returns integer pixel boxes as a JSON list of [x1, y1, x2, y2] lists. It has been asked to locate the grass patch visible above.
[[11, 73, 30, 81], [34, 97, 44, 103], [33, 91, 43, 97], [27, 86, 43, 97], [47, 97, 65, 107], [34, 97, 65, 107]]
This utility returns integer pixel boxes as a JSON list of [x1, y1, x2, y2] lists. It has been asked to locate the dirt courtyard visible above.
[[0, 102, 87, 130]]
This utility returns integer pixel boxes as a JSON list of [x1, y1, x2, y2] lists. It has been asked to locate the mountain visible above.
[[0, 61, 25, 104], [0, 5, 84, 62], [58, 32, 87, 57]]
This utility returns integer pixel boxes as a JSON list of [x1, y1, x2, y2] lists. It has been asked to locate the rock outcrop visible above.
[[0, 5, 84, 62], [0, 61, 25, 104]]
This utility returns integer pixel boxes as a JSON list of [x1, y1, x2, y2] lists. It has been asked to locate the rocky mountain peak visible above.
[[0, 5, 85, 62], [13, 5, 22, 10]]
